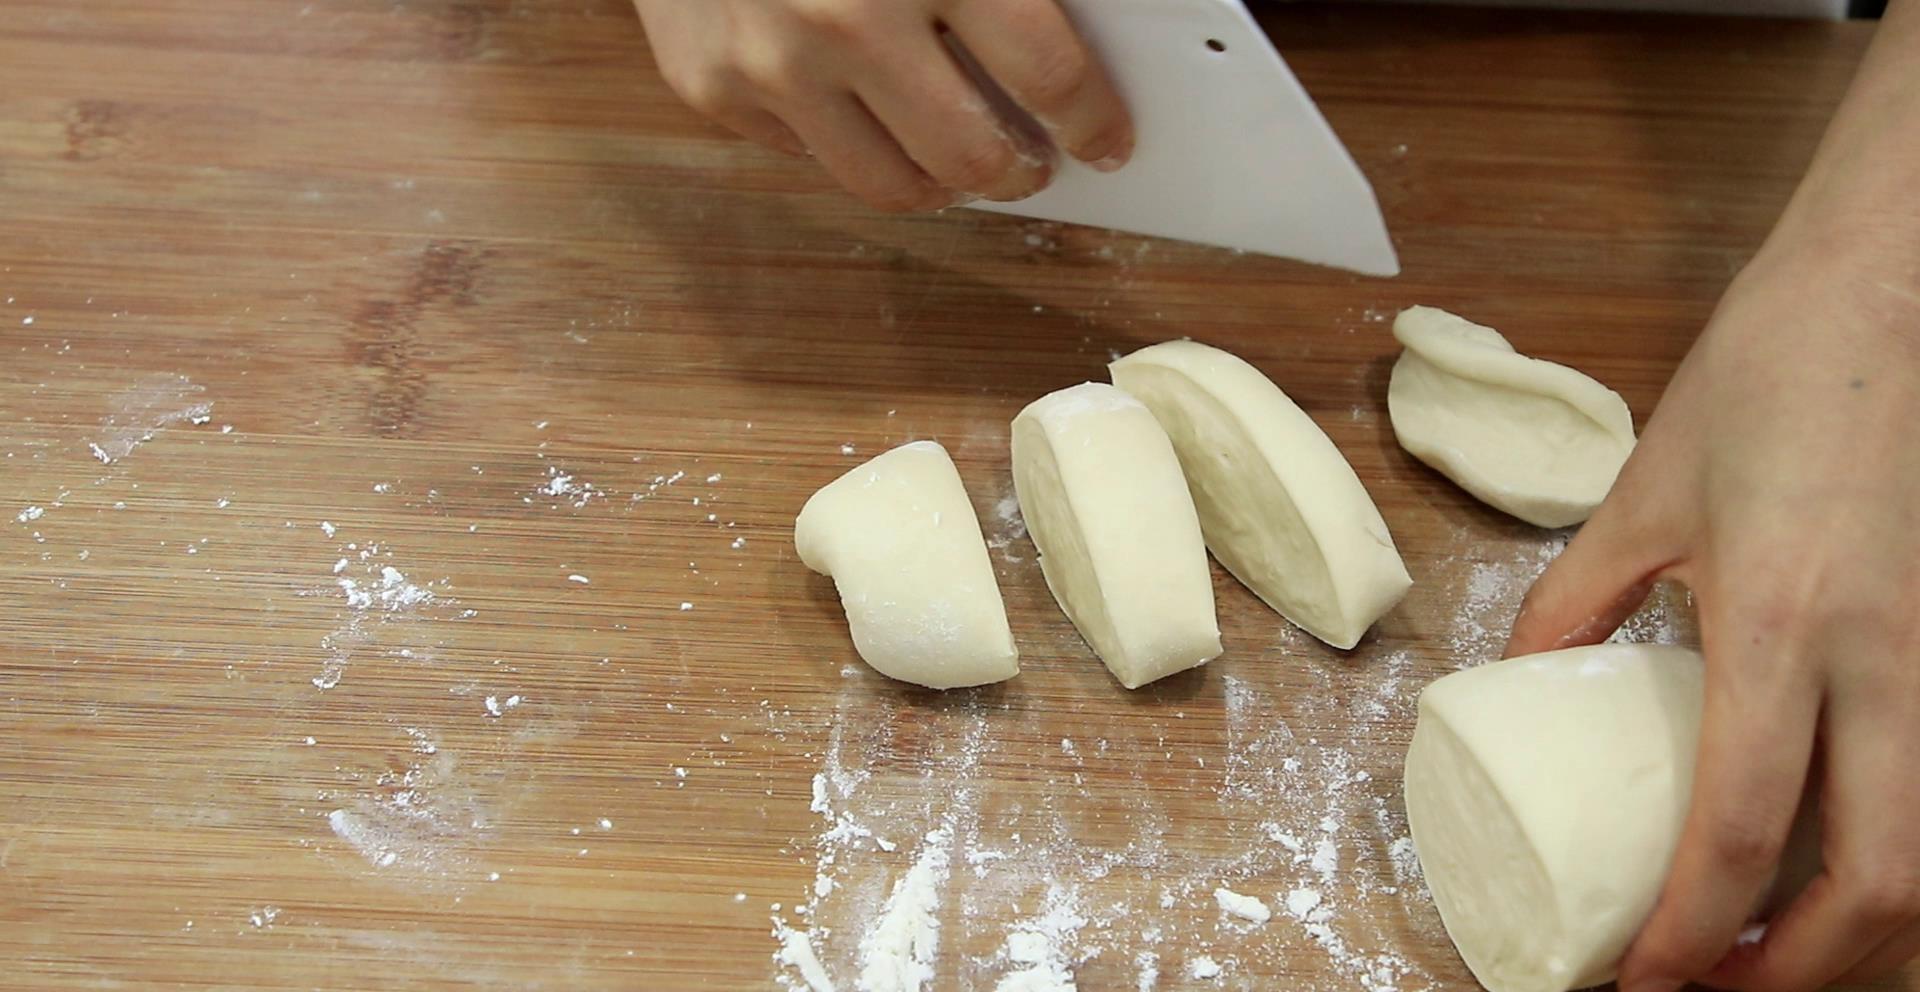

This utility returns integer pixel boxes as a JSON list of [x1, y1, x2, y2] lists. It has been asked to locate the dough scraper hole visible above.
[[1205, 38, 1227, 53]]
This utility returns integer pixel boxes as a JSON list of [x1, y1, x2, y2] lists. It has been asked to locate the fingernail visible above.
[[1013, 143, 1056, 173], [1088, 133, 1135, 173]]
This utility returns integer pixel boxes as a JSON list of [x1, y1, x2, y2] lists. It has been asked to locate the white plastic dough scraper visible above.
[[967, 0, 1399, 277]]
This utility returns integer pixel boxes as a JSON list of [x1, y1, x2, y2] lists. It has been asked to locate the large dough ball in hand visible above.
[[1406, 644, 1704, 992], [1405, 643, 1817, 992]]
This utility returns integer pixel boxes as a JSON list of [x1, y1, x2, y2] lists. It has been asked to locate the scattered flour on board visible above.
[[1214, 887, 1271, 924], [857, 825, 955, 992], [90, 373, 215, 464], [776, 927, 839, 992], [992, 883, 1087, 992], [1445, 529, 1694, 666], [322, 726, 486, 878], [1608, 581, 1695, 647], [12, 375, 219, 526], [774, 657, 1439, 991], [305, 532, 462, 691], [1133, 951, 1158, 992], [482, 694, 523, 718], [1444, 531, 1570, 664], [771, 526, 1699, 990], [773, 698, 988, 992], [984, 491, 1027, 565], [533, 465, 602, 508]]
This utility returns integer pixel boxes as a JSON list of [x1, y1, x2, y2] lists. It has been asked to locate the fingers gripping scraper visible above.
[[967, 0, 1399, 277]]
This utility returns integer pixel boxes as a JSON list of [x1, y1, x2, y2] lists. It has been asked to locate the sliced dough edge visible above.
[[1011, 382, 1221, 689], [1110, 339, 1410, 649], [1405, 644, 1704, 992]]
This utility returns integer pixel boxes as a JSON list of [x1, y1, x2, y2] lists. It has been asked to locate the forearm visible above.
[[1765, 0, 1920, 279]]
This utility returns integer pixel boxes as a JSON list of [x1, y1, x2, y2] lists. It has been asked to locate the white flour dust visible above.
[[1444, 532, 1570, 664], [531, 465, 602, 509], [984, 490, 1027, 565], [322, 726, 487, 877], [857, 825, 956, 992], [90, 373, 215, 464], [1608, 581, 1695, 647], [1443, 529, 1695, 666], [773, 698, 990, 992], [10, 374, 219, 531], [1214, 886, 1271, 924], [992, 883, 1087, 992], [1224, 670, 1432, 992], [305, 532, 460, 691], [772, 653, 1442, 992]]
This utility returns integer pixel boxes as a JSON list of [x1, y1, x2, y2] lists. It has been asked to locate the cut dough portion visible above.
[[794, 440, 1019, 689], [1389, 306, 1636, 528], [1011, 382, 1221, 688], [1405, 644, 1704, 992], [1110, 340, 1411, 649]]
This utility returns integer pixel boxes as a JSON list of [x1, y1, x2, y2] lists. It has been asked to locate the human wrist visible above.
[[1743, 204, 1920, 305]]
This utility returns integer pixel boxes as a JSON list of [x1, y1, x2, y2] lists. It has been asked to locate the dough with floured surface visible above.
[[1389, 306, 1636, 528], [1110, 339, 1410, 649], [1012, 382, 1221, 689], [1405, 644, 1703, 992], [1404, 643, 1817, 992], [795, 440, 1018, 689]]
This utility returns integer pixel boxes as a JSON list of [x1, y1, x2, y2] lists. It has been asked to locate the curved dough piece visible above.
[[1405, 644, 1702, 992], [1110, 340, 1411, 649], [1389, 306, 1636, 528], [1011, 382, 1221, 689], [794, 440, 1019, 689]]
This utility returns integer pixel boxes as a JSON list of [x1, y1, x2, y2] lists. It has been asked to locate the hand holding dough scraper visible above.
[[967, 0, 1399, 277]]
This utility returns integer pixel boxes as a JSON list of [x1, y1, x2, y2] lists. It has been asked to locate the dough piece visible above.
[[1389, 306, 1636, 528], [794, 440, 1019, 689], [1405, 644, 1704, 992], [1011, 382, 1221, 688], [1110, 341, 1411, 649]]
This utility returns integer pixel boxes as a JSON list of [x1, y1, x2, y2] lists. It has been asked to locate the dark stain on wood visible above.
[[348, 241, 487, 436], [434, 1, 492, 61], [64, 100, 130, 162]]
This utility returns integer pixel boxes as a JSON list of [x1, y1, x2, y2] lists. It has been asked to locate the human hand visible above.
[[1505, 230, 1920, 992], [632, 0, 1134, 212]]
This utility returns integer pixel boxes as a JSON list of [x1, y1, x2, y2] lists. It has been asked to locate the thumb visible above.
[[1505, 500, 1677, 658]]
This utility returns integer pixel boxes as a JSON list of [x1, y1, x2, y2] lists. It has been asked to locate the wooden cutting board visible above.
[[0, 2, 1894, 989]]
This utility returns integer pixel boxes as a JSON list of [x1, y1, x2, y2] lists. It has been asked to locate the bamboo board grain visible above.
[[0, 2, 1901, 990]]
